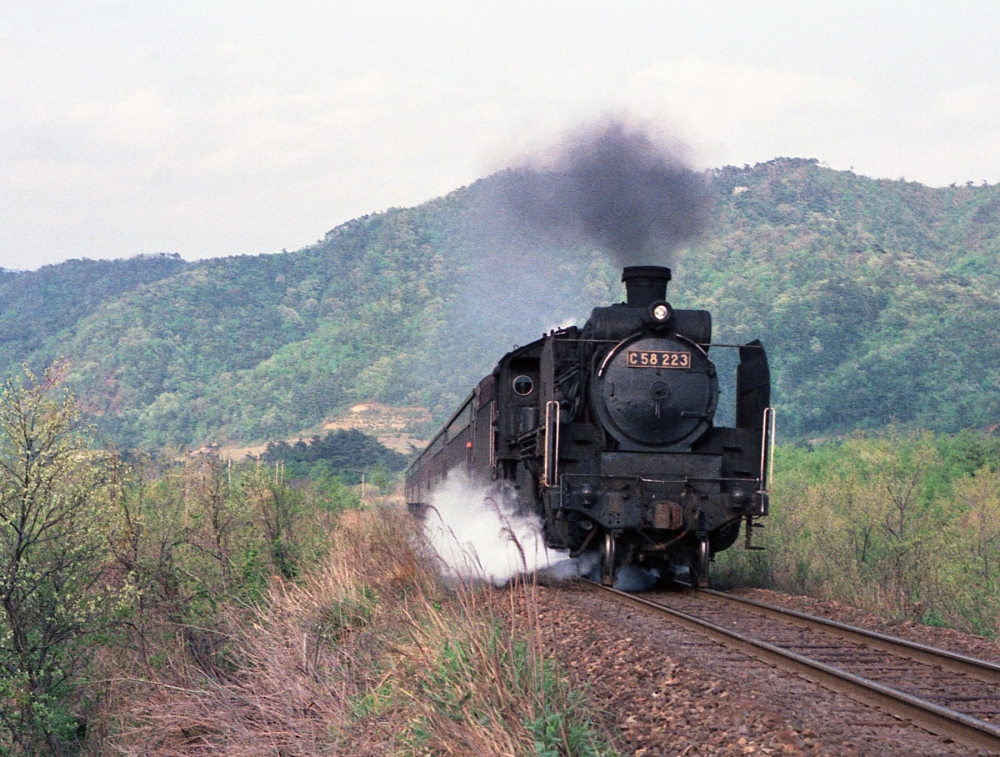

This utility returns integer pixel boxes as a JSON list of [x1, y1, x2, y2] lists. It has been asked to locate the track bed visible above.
[[592, 583, 1000, 751], [526, 582, 1000, 756]]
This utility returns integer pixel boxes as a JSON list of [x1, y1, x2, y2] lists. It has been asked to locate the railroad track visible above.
[[583, 580, 1000, 753]]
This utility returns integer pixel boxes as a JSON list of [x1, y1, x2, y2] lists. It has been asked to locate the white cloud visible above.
[[933, 83, 1000, 122], [615, 57, 874, 168], [629, 56, 871, 122], [2, 6, 1000, 269]]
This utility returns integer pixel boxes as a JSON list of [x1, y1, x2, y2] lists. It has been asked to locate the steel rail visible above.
[[701, 589, 1000, 686], [582, 580, 1000, 752]]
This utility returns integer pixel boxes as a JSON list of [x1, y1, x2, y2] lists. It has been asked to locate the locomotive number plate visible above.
[[626, 350, 691, 369]]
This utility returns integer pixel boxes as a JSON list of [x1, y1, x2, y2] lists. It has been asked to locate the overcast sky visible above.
[[2, 1, 999, 270]]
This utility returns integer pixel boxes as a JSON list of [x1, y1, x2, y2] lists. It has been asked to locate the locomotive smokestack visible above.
[[622, 265, 671, 308]]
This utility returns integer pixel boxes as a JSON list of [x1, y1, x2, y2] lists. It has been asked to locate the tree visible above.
[[0, 366, 124, 755], [953, 468, 1000, 583]]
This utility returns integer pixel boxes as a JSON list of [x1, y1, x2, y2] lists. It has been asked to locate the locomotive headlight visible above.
[[647, 300, 673, 324]]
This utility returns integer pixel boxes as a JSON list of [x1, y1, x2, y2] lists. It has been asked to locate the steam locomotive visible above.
[[405, 266, 774, 588]]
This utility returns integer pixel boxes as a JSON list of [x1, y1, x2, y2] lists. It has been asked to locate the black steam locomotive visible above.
[[405, 266, 774, 588]]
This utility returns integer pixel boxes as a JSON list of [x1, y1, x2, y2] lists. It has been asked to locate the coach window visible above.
[[513, 375, 534, 396]]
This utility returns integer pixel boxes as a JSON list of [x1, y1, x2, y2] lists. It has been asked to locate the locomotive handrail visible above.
[[596, 332, 642, 377], [555, 337, 764, 349], [489, 399, 497, 471], [637, 475, 761, 484], [759, 406, 777, 493], [595, 332, 744, 377], [673, 333, 708, 357], [562, 472, 761, 485], [543, 400, 560, 487], [553, 334, 764, 350]]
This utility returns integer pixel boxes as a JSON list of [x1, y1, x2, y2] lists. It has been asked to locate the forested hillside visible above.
[[684, 161, 1000, 436], [0, 254, 186, 370], [4, 159, 999, 448]]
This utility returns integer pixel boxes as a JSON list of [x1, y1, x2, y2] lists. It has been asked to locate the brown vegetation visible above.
[[100, 506, 614, 756]]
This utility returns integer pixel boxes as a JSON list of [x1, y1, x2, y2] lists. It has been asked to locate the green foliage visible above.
[[310, 466, 363, 511], [113, 456, 348, 636], [348, 681, 397, 721], [3, 162, 999, 448], [0, 367, 610, 753], [683, 160, 1000, 436], [0, 254, 185, 373], [715, 429, 1000, 635], [263, 428, 407, 485], [0, 366, 128, 755], [367, 461, 395, 493]]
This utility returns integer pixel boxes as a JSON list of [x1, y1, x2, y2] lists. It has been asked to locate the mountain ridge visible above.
[[5, 158, 998, 448]]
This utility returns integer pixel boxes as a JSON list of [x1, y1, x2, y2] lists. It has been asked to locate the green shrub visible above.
[[715, 429, 1000, 636]]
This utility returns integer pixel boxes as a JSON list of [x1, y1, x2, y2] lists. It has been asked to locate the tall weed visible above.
[[108, 504, 615, 756]]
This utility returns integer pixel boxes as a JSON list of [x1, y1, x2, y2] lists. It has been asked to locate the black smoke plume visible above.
[[410, 118, 709, 422], [497, 117, 709, 265]]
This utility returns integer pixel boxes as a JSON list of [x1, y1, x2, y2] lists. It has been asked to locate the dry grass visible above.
[[102, 502, 614, 756]]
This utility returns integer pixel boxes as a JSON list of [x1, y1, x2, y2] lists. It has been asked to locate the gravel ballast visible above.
[[530, 583, 999, 756]]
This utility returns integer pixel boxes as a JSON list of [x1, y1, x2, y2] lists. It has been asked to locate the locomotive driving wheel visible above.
[[691, 534, 710, 590], [601, 531, 618, 586]]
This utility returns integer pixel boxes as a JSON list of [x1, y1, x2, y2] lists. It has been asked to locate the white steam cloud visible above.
[[423, 470, 592, 585]]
